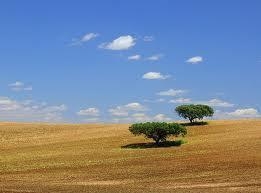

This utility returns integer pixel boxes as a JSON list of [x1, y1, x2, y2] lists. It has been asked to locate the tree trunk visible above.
[[155, 138, 160, 146], [189, 118, 193, 123]]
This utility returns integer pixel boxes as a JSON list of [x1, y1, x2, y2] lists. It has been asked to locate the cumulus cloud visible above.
[[0, 97, 67, 122], [128, 54, 141, 60], [99, 35, 136, 50], [77, 107, 100, 116], [9, 81, 32, 91], [157, 89, 186, 96], [143, 36, 154, 42], [142, 72, 170, 80], [108, 102, 147, 117], [146, 54, 163, 61], [71, 32, 99, 45], [186, 56, 203, 64]]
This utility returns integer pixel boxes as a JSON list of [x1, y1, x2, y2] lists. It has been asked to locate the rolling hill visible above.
[[1, 120, 261, 192]]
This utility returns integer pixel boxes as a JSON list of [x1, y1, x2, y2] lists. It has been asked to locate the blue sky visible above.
[[0, 0, 261, 123]]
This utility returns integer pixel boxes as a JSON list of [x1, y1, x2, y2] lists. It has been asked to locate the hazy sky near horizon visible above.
[[0, 0, 261, 123]]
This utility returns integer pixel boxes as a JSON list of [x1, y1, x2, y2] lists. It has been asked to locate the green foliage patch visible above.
[[175, 104, 214, 123], [129, 122, 186, 145]]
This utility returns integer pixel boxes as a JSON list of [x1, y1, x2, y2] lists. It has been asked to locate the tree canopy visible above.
[[129, 122, 186, 145], [175, 104, 214, 123]]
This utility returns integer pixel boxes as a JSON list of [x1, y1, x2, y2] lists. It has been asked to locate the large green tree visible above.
[[175, 104, 214, 123], [129, 122, 186, 145]]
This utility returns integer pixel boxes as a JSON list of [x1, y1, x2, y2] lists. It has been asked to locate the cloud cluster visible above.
[[108, 102, 147, 117], [227, 108, 260, 117], [112, 113, 172, 123], [108, 101, 172, 123], [214, 108, 261, 119], [77, 107, 101, 123], [0, 97, 67, 122]]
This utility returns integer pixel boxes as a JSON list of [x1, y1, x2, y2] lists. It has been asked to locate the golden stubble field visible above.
[[0, 120, 261, 193]]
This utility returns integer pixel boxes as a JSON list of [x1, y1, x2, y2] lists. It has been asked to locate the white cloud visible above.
[[153, 114, 172, 122], [143, 36, 154, 42], [77, 107, 100, 116], [0, 97, 20, 111], [142, 72, 170, 80], [157, 89, 186, 96], [112, 113, 172, 123], [124, 102, 146, 111], [204, 99, 234, 107], [227, 108, 260, 118], [213, 108, 261, 119], [169, 98, 233, 107], [81, 33, 99, 42], [128, 54, 141, 60], [108, 106, 129, 117], [169, 98, 192, 104], [99, 35, 136, 50], [146, 54, 163, 61], [108, 102, 147, 117], [186, 56, 203, 64], [131, 113, 150, 122], [71, 32, 99, 45], [8, 81, 32, 91], [0, 96, 67, 122]]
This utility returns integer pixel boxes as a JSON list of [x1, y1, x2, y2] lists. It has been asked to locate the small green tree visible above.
[[175, 104, 214, 123], [129, 122, 186, 145]]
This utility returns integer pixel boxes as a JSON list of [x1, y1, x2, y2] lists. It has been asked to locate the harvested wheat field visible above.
[[0, 120, 261, 193]]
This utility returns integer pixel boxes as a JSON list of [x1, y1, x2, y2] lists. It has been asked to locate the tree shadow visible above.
[[121, 140, 184, 149], [181, 121, 208, 126]]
